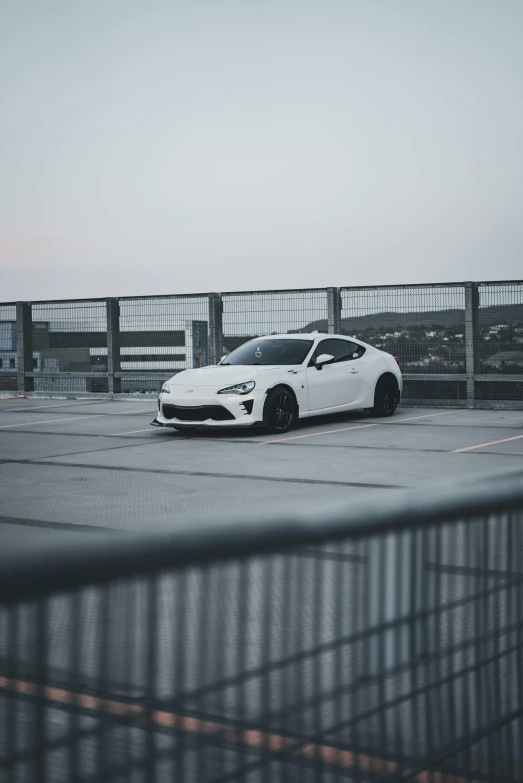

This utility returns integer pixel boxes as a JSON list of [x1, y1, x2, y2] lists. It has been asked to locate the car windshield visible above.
[[222, 339, 314, 366]]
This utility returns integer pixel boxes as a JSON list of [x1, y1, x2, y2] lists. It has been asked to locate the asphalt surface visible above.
[[1, 398, 522, 781], [0, 397, 522, 541]]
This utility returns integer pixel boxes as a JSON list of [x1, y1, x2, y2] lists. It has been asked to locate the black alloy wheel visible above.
[[264, 387, 297, 434], [371, 378, 399, 417]]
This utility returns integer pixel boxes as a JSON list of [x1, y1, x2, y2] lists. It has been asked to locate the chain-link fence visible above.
[[222, 288, 329, 355], [1, 469, 523, 781], [117, 295, 210, 394], [1, 281, 521, 407], [340, 285, 468, 405], [477, 282, 523, 405], [28, 300, 108, 395]]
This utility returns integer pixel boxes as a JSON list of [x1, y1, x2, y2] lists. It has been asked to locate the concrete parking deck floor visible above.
[[0, 397, 521, 542], [1, 397, 522, 781]]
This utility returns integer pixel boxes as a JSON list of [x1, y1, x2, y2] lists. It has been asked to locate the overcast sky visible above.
[[1, 0, 522, 302]]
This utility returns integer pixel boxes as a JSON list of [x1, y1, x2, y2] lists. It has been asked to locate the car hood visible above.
[[169, 365, 290, 387]]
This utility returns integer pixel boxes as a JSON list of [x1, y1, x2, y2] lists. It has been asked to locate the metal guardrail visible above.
[[1, 279, 522, 408], [1, 469, 523, 781]]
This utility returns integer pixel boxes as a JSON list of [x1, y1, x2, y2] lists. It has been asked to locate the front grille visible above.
[[162, 404, 235, 422]]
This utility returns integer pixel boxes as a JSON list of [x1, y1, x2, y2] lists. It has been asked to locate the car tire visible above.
[[263, 387, 297, 434], [370, 377, 400, 417]]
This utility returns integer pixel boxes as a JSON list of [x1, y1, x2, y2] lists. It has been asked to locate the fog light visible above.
[[241, 399, 254, 415]]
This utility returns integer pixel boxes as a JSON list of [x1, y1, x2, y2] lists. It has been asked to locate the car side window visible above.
[[310, 339, 365, 366], [347, 341, 366, 359]]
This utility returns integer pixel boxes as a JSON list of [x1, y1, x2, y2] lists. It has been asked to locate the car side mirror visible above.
[[315, 353, 334, 370]]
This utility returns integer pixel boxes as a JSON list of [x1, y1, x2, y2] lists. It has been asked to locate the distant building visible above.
[[483, 351, 523, 369], [0, 322, 16, 351], [0, 319, 209, 394]]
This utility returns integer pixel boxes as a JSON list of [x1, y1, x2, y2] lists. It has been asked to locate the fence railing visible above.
[[1, 279, 522, 408], [1, 468, 523, 782]]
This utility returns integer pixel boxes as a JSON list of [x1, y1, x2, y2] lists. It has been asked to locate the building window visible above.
[[33, 358, 38, 369], [9, 358, 15, 369], [0, 358, 2, 368]]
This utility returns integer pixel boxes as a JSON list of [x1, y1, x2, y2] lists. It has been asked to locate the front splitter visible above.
[[150, 418, 260, 430]]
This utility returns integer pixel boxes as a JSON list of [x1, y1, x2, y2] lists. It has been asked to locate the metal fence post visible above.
[[464, 282, 480, 409], [106, 298, 121, 396], [208, 293, 223, 365], [327, 287, 342, 334], [16, 301, 33, 395]]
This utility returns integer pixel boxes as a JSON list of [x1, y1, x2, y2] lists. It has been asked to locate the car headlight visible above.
[[217, 381, 255, 395], [161, 381, 170, 394]]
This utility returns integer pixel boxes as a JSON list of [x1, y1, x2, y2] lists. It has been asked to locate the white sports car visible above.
[[153, 333, 402, 434]]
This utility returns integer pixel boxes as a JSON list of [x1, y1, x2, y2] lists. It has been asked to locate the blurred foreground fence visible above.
[[1, 469, 523, 781], [0, 280, 522, 408]]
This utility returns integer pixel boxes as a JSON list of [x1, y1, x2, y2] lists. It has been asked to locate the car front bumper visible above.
[[154, 389, 265, 428]]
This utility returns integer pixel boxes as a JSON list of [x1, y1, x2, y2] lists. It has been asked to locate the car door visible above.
[[306, 339, 363, 411]]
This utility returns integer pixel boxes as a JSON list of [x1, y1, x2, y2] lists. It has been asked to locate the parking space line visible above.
[[0, 409, 156, 430], [0, 415, 106, 429], [112, 408, 156, 415], [0, 400, 107, 412], [108, 428, 157, 436], [0, 401, 155, 414], [261, 409, 469, 445], [453, 434, 523, 453]]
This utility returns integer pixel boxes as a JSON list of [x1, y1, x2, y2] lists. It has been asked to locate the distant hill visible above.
[[292, 304, 523, 333]]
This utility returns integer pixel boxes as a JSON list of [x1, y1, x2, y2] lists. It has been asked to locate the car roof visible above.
[[254, 333, 374, 349], [253, 333, 322, 340], [257, 333, 356, 341], [243, 333, 376, 352]]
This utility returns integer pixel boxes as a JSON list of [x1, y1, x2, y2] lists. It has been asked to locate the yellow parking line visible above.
[[261, 409, 469, 445], [383, 409, 469, 424], [0, 675, 466, 781], [453, 433, 523, 453], [260, 423, 378, 445]]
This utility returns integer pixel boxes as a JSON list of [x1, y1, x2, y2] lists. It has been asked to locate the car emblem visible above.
[[186, 389, 194, 393]]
